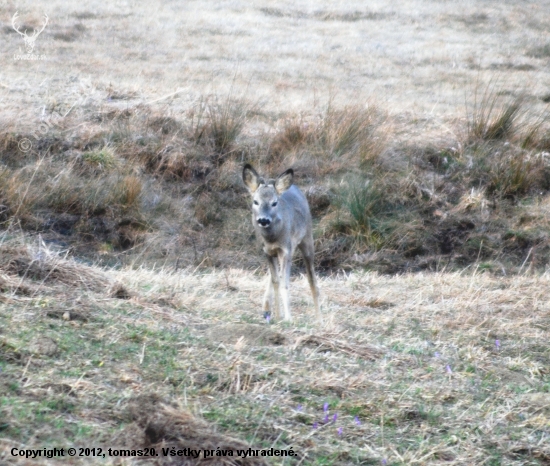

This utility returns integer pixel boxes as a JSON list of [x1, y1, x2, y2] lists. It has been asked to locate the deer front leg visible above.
[[264, 254, 280, 319], [278, 250, 293, 321]]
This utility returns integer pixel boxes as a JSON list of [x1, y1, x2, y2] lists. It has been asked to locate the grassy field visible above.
[[1, 236, 550, 465], [2, 0, 550, 464]]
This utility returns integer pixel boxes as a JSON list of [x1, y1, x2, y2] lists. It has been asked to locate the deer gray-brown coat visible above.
[[242, 164, 320, 321]]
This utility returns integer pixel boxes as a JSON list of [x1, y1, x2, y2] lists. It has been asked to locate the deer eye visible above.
[[271, 201, 278, 207], [253, 200, 259, 206]]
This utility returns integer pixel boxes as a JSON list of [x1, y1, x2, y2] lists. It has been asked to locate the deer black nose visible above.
[[257, 217, 271, 227]]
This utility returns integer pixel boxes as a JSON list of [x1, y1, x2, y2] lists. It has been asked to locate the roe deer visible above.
[[242, 164, 320, 321]]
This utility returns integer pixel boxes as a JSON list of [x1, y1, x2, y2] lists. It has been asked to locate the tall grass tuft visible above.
[[461, 142, 549, 199], [267, 104, 387, 176], [206, 96, 249, 159], [485, 150, 546, 198], [466, 81, 526, 143], [269, 119, 310, 162], [0, 165, 40, 217], [182, 95, 254, 167], [315, 104, 386, 167], [335, 175, 424, 252]]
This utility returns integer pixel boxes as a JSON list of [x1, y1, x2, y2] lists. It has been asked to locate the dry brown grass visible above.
[[2, 88, 550, 275], [0, 236, 113, 293], [266, 104, 388, 177]]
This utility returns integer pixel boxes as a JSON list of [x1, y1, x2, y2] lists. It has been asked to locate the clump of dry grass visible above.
[[466, 91, 525, 143], [460, 83, 550, 199], [0, 132, 25, 168], [0, 272, 33, 298], [313, 104, 387, 166], [204, 96, 251, 162], [99, 95, 253, 182], [266, 104, 387, 176], [0, 236, 112, 292], [0, 139, 143, 217], [0, 165, 31, 219], [268, 118, 310, 163], [119, 394, 269, 465], [460, 144, 548, 199], [44, 172, 140, 215]]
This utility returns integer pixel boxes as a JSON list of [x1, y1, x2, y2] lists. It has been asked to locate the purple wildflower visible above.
[[337, 427, 343, 436], [354, 416, 361, 425], [323, 413, 329, 423], [495, 340, 500, 349], [296, 404, 302, 411], [446, 365, 452, 374], [333, 412, 338, 422], [323, 402, 329, 412], [382, 460, 387, 465], [434, 351, 441, 358], [313, 422, 318, 429]]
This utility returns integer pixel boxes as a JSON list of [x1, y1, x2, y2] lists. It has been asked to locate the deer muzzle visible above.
[[257, 217, 272, 228]]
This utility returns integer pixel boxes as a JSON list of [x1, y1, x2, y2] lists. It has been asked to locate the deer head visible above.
[[12, 12, 48, 54]]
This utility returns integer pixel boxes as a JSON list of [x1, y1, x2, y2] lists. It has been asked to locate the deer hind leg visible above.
[[278, 250, 293, 321], [264, 254, 281, 319], [299, 237, 321, 321]]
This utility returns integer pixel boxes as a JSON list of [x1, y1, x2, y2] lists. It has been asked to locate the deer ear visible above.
[[274, 168, 294, 194], [243, 164, 261, 193]]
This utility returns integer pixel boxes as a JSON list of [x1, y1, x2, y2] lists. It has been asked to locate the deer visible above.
[[242, 164, 320, 322], [12, 12, 49, 55]]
